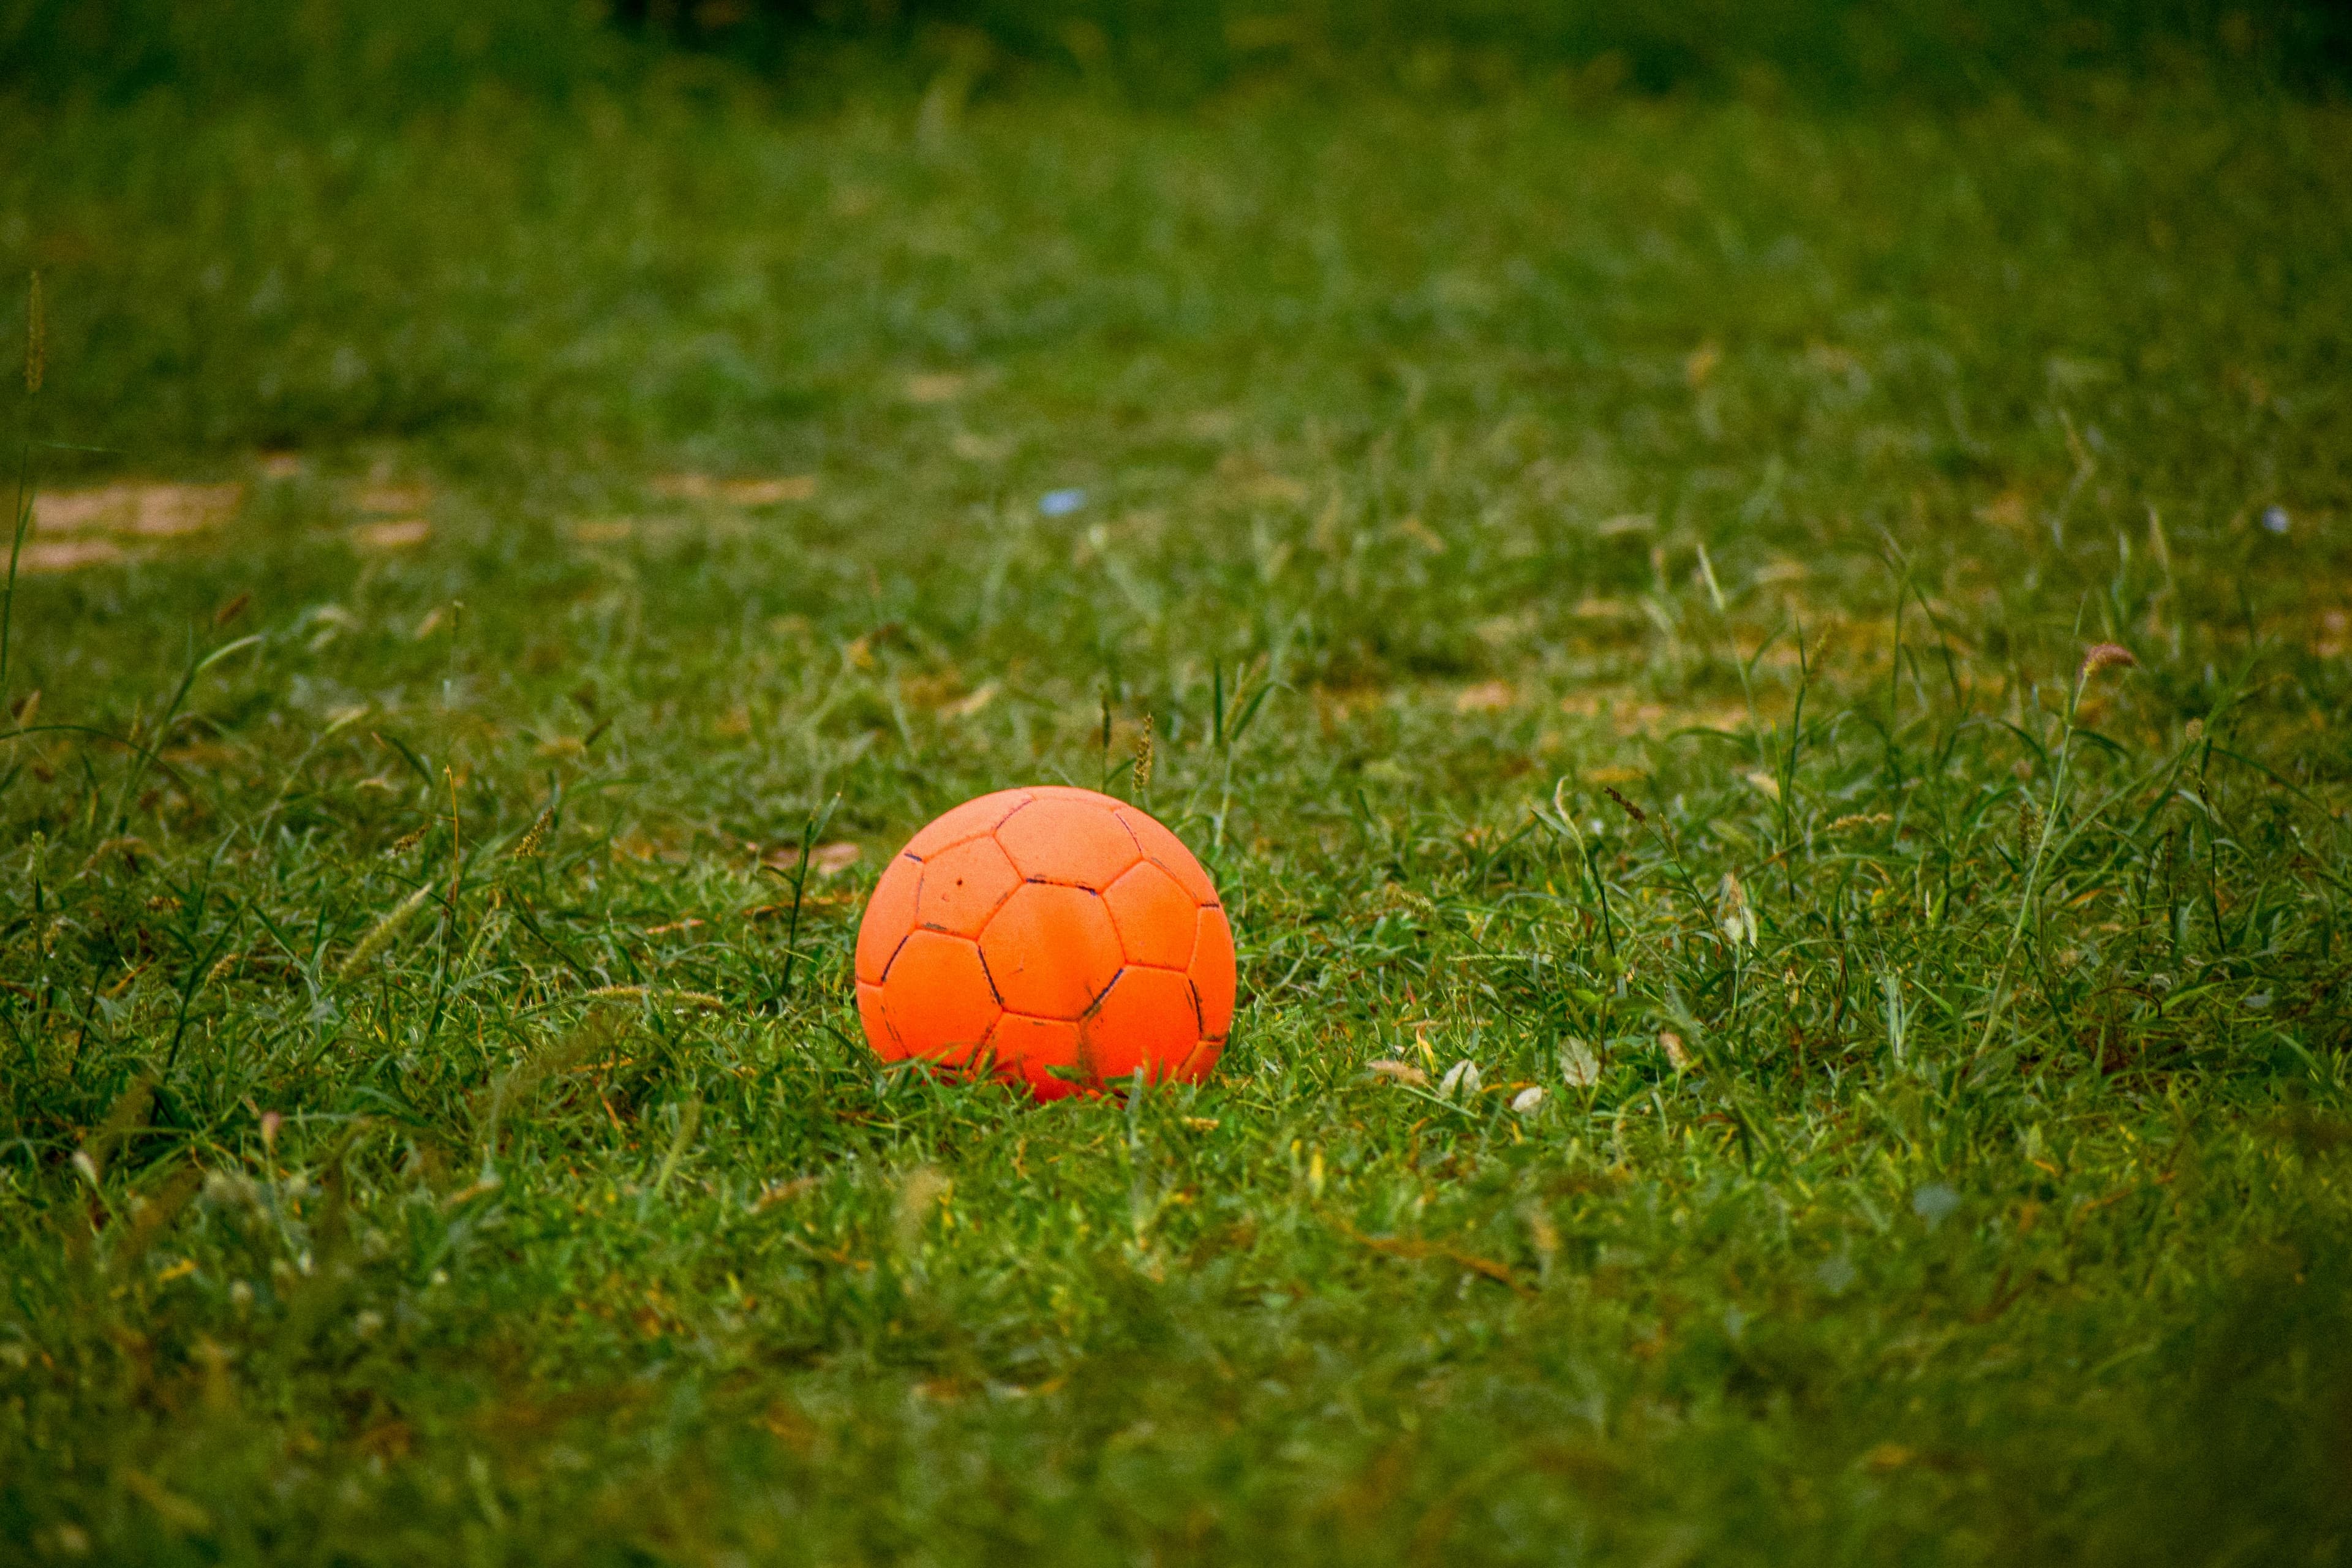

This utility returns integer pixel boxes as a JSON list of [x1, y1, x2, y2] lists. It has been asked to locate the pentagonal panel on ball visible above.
[[1102, 860, 1199, 970], [855, 854, 922, 986], [988, 1013, 1085, 1101], [1080, 965, 1201, 1085], [916, 834, 1022, 937], [994, 797, 1142, 889], [1028, 785, 1123, 805], [1189, 905, 1237, 1040], [1174, 1035, 1225, 1084], [978, 882, 1123, 1020], [856, 981, 902, 1061], [902, 789, 1032, 861], [878, 930, 1001, 1066], [1113, 806, 1219, 906]]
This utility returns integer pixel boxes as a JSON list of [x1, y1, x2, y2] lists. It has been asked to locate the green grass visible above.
[[4, 62, 2352, 1565]]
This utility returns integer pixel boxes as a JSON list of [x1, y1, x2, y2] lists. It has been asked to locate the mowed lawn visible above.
[[4, 68, 2351, 1564]]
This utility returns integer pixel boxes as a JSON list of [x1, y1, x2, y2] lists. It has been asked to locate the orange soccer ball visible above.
[[853, 785, 1235, 1099]]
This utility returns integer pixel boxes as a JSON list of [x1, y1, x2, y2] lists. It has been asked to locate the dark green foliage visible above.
[[652, 0, 2352, 102], [7, 0, 2350, 114], [0, 0, 631, 115]]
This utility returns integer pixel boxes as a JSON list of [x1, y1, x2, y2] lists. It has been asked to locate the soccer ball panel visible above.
[[1189, 905, 1237, 1040], [916, 834, 1023, 938], [1175, 1035, 1224, 1083], [1113, 806, 1218, 907], [1027, 785, 1124, 805], [880, 930, 1001, 1065], [989, 1013, 1085, 1101], [978, 882, 1123, 1020], [1102, 860, 1197, 970], [902, 788, 1031, 861], [1080, 965, 1200, 1084], [994, 796, 1142, 888], [856, 982, 901, 1060], [855, 853, 921, 985]]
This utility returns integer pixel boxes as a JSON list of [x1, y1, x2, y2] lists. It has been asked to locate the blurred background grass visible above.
[[4, 0, 2348, 473]]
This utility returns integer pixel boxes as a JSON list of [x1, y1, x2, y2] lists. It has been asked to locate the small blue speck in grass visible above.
[[2263, 505, 2291, 534], [1912, 1183, 1961, 1229], [2243, 991, 2272, 1011], [1039, 488, 1088, 518]]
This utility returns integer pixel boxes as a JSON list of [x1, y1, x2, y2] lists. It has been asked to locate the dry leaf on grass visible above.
[[650, 474, 816, 505], [353, 483, 432, 516], [1453, 680, 1514, 714], [1976, 491, 2030, 530], [1235, 472, 1310, 505], [715, 477, 816, 505], [21, 539, 126, 573], [810, 842, 862, 878], [1439, 1060, 1483, 1099], [352, 519, 431, 550], [905, 372, 967, 404], [1392, 516, 1447, 553], [944, 681, 1000, 718], [36, 481, 243, 538]]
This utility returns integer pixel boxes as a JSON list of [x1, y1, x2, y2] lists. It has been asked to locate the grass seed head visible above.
[[510, 804, 554, 860], [336, 880, 435, 981], [1133, 713, 1155, 795], [2079, 642, 2138, 682]]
